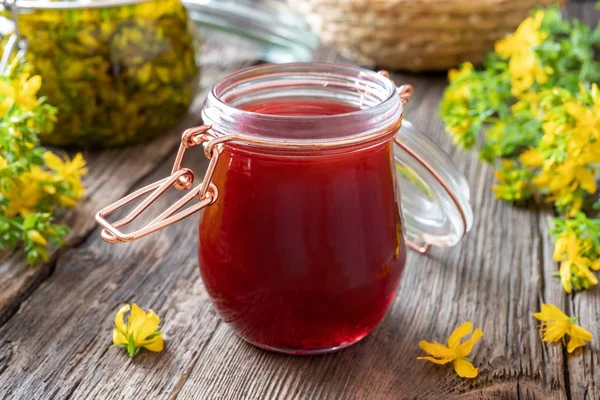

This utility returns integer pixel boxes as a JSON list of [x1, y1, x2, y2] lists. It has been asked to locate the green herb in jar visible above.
[[14, 0, 199, 148]]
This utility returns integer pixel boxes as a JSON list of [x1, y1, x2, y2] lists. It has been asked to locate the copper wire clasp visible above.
[[96, 125, 226, 243]]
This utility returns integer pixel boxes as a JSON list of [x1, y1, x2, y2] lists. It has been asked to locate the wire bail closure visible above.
[[96, 125, 226, 243], [96, 72, 464, 255]]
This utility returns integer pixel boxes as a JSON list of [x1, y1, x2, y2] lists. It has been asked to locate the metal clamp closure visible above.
[[96, 125, 229, 243]]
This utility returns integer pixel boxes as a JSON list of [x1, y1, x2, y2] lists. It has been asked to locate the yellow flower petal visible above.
[[129, 303, 147, 333], [542, 320, 570, 343], [418, 341, 457, 360], [453, 358, 478, 378], [448, 321, 473, 349], [576, 167, 596, 194], [71, 153, 88, 173], [112, 329, 128, 346], [114, 304, 130, 333], [417, 356, 453, 365], [59, 195, 78, 207], [559, 262, 572, 294], [142, 336, 164, 353], [567, 336, 587, 353], [43, 151, 65, 172], [520, 148, 543, 167], [533, 303, 570, 322], [570, 323, 592, 343], [456, 328, 484, 358], [135, 310, 160, 343]]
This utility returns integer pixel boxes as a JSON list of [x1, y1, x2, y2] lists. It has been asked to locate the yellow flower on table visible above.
[[533, 303, 592, 353], [417, 321, 483, 378], [112, 303, 164, 358]]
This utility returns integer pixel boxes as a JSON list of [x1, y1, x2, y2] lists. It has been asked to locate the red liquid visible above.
[[198, 99, 406, 353]]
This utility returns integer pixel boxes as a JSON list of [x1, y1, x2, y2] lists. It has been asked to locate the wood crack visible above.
[[563, 344, 572, 400]]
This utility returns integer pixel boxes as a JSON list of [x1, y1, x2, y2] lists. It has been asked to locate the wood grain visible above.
[[1, 3, 599, 399]]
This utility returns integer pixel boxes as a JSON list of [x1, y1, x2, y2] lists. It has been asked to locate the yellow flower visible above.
[[533, 303, 592, 353], [553, 232, 598, 293], [44, 151, 88, 180], [417, 321, 483, 378], [1, 167, 52, 217], [448, 62, 474, 83], [0, 74, 42, 118], [112, 303, 164, 358], [519, 148, 543, 167], [495, 10, 549, 96], [0, 155, 7, 169], [44, 151, 87, 199], [13, 74, 42, 111]]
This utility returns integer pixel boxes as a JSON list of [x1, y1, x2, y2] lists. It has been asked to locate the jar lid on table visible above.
[[394, 120, 473, 252], [183, 0, 319, 63]]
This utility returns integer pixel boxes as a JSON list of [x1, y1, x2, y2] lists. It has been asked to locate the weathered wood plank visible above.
[[0, 32, 261, 326], [1, 3, 599, 398]]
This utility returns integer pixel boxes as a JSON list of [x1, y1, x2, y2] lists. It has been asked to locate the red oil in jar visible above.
[[198, 99, 406, 354]]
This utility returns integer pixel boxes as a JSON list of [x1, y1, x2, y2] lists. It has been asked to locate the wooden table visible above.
[[1, 3, 599, 399]]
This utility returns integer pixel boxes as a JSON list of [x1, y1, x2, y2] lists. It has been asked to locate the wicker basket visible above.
[[288, 0, 560, 71]]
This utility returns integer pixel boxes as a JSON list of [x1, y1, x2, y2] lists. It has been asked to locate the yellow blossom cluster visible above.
[[519, 84, 600, 216], [495, 10, 551, 96], [441, 5, 600, 293], [2, 152, 87, 217], [0, 60, 87, 264], [553, 231, 600, 292]]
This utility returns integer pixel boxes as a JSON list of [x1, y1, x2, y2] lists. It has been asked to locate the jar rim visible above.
[[202, 62, 403, 150], [11, 0, 148, 10]]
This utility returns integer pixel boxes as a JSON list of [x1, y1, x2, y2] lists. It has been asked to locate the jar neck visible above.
[[201, 63, 403, 154]]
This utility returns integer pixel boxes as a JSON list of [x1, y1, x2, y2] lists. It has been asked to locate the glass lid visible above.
[[394, 120, 473, 250], [184, 0, 318, 63]]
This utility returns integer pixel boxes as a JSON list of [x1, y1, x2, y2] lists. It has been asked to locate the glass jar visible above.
[[96, 63, 473, 355], [2, 0, 199, 148]]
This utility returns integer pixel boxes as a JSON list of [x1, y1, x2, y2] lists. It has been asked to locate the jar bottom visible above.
[[237, 330, 372, 355]]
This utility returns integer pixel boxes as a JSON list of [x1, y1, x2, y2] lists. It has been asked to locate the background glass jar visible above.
[[96, 63, 473, 355], [2, 0, 199, 148]]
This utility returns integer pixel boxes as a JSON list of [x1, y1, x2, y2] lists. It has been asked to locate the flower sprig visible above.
[[533, 303, 592, 353], [0, 60, 87, 264], [417, 321, 484, 378], [112, 304, 164, 358], [440, 5, 600, 292]]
